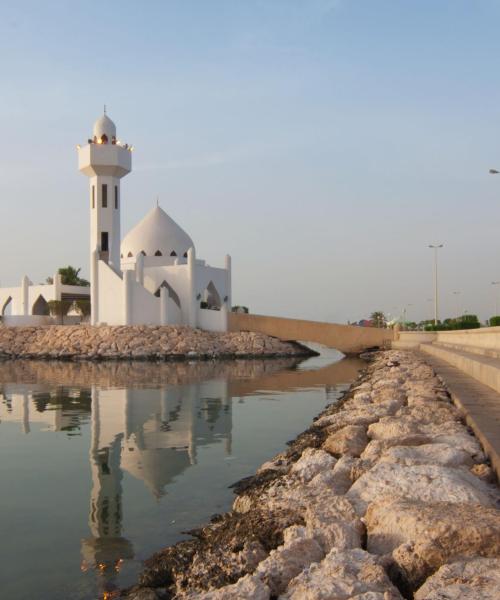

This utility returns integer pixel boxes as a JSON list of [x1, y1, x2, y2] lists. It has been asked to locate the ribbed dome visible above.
[[93, 113, 116, 139], [121, 206, 195, 259]]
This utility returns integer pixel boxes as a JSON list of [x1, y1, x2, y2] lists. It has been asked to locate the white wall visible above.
[[97, 261, 124, 325], [198, 307, 228, 332], [129, 278, 161, 325]]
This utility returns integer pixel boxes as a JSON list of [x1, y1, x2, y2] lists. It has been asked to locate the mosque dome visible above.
[[121, 206, 195, 259], [93, 113, 116, 140]]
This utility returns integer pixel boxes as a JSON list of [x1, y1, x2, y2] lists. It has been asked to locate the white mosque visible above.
[[0, 112, 231, 331]]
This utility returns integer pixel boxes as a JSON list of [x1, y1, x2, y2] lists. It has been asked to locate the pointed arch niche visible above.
[[1, 296, 12, 316], [154, 281, 181, 309], [32, 294, 49, 316], [204, 281, 221, 310]]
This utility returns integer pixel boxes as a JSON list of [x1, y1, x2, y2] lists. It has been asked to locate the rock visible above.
[[322, 425, 368, 457], [255, 526, 324, 596], [470, 462, 496, 483], [367, 415, 467, 441], [282, 548, 403, 599], [188, 574, 270, 599], [361, 431, 485, 464], [124, 588, 160, 600], [377, 443, 474, 468], [365, 498, 500, 592], [414, 557, 500, 600], [290, 448, 336, 483], [346, 463, 496, 516], [0, 325, 305, 360]]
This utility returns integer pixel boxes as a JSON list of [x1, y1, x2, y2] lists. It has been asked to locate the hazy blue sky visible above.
[[1, 0, 500, 323]]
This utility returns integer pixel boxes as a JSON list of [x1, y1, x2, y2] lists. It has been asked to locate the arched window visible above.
[[154, 281, 181, 308], [127, 251, 133, 258], [32, 295, 49, 316], [170, 251, 177, 257], [183, 251, 188, 258], [1, 296, 12, 316], [155, 250, 163, 256], [140, 250, 146, 256], [100, 134, 108, 144], [203, 281, 222, 310]]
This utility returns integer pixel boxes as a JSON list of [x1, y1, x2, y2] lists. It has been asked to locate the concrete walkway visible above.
[[420, 351, 500, 481]]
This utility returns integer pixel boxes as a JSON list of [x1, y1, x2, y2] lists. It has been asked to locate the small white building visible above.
[[0, 112, 231, 331], [0, 273, 90, 326]]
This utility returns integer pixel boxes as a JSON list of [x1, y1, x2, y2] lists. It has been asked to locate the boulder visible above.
[[290, 448, 336, 483], [322, 425, 368, 457], [414, 557, 500, 600], [346, 463, 495, 515], [365, 498, 500, 592], [255, 526, 324, 596], [188, 574, 270, 600], [377, 443, 474, 468], [367, 415, 467, 441], [282, 548, 403, 599]]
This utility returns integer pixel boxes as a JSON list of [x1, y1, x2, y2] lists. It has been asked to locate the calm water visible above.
[[0, 351, 363, 600]]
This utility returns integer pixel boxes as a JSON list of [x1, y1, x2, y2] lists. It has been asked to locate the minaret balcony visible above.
[[78, 143, 132, 178]]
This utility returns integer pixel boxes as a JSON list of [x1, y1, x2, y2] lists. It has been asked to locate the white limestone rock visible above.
[[377, 443, 474, 468], [322, 425, 368, 457], [282, 548, 403, 599], [290, 448, 336, 483], [361, 431, 485, 465], [189, 574, 270, 599], [414, 557, 500, 600], [255, 526, 324, 596], [365, 498, 500, 592], [367, 414, 467, 441], [346, 463, 495, 516]]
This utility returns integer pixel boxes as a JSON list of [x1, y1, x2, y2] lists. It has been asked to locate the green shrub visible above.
[[490, 316, 500, 327]]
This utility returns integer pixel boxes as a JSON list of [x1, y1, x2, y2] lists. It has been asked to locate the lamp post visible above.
[[428, 244, 444, 325], [491, 281, 500, 317], [402, 303, 413, 329], [452, 291, 461, 318]]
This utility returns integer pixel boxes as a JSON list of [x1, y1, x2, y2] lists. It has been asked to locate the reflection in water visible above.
[[0, 355, 363, 599]]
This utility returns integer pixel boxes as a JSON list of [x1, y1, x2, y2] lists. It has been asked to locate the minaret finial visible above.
[[104, 104, 107, 114], [156, 195, 159, 207]]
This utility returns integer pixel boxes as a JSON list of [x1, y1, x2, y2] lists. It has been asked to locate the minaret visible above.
[[78, 111, 132, 272]]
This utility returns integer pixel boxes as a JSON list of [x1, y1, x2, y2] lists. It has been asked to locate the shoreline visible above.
[[119, 349, 500, 600], [0, 325, 313, 362]]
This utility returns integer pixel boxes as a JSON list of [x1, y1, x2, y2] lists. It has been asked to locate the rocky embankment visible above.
[[121, 350, 500, 600], [0, 325, 308, 360]]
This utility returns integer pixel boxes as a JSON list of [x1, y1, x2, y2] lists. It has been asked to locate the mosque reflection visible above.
[[0, 355, 363, 593]]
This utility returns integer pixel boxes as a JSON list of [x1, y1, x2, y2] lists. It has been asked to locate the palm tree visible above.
[[53, 266, 89, 287], [370, 311, 387, 328]]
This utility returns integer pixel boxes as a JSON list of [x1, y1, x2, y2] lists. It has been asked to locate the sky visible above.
[[1, 0, 500, 324]]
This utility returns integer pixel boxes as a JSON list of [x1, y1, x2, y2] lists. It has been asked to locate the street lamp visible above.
[[402, 303, 413, 329], [491, 281, 500, 316], [452, 291, 461, 318], [428, 244, 444, 325]]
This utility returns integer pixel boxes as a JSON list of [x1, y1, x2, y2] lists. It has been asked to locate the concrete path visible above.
[[420, 351, 500, 481]]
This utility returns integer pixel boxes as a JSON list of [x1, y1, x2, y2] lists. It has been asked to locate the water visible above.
[[0, 355, 363, 600]]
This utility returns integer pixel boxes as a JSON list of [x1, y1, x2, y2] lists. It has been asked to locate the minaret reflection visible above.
[[80, 378, 233, 592]]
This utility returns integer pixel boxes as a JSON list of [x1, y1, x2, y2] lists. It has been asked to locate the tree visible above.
[[370, 311, 387, 328], [47, 300, 72, 325], [74, 299, 91, 318], [47, 266, 89, 287]]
